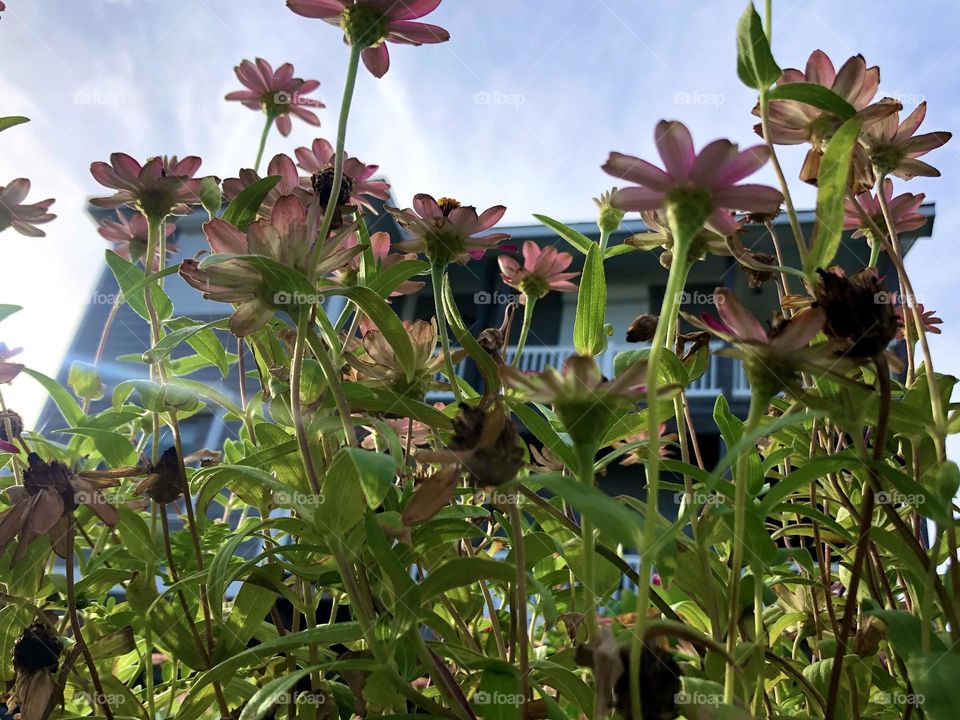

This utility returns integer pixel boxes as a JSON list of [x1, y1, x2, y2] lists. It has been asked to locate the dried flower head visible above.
[[815, 268, 898, 357], [134, 447, 184, 504], [626, 314, 659, 343]]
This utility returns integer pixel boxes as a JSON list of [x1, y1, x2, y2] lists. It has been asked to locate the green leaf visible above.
[[0, 116, 29, 132], [105, 250, 173, 322], [316, 447, 393, 535], [221, 175, 280, 231], [768, 82, 856, 120], [367, 258, 429, 298], [57, 427, 137, 466], [862, 600, 946, 661], [214, 566, 282, 662], [906, 652, 960, 720], [0, 304, 22, 322], [143, 318, 228, 365], [735, 2, 781, 90], [573, 244, 606, 356], [23, 368, 84, 426], [199, 176, 223, 219], [804, 115, 864, 276], [420, 557, 516, 601], [238, 665, 325, 720], [532, 472, 643, 548], [475, 661, 521, 720], [68, 361, 105, 401], [113, 379, 199, 413], [166, 317, 231, 377], [532, 214, 594, 254]]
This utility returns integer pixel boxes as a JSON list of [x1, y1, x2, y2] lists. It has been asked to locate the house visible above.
[[38, 191, 935, 506]]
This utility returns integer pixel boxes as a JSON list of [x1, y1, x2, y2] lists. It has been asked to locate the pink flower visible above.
[[333, 230, 424, 296], [222, 153, 309, 219], [98, 211, 177, 271], [844, 179, 926, 239], [287, 0, 449, 78], [0, 179, 55, 237], [897, 303, 942, 339], [698, 288, 823, 352], [602, 121, 783, 237], [90, 154, 205, 218], [862, 101, 952, 179], [295, 138, 390, 212], [387, 194, 510, 265], [0, 344, 24, 384], [225, 58, 324, 137], [498, 241, 579, 302]]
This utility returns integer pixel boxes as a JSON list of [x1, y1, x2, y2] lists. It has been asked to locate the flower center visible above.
[[341, 4, 390, 49], [23, 454, 77, 511], [870, 144, 906, 176], [436, 197, 462, 216], [312, 165, 354, 209], [665, 186, 713, 244], [519, 273, 550, 299]]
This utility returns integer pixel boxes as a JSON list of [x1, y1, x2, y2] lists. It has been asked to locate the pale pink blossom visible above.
[[844, 179, 926, 239], [90, 154, 205, 218], [225, 58, 324, 137], [498, 241, 579, 302], [0, 179, 55, 237], [862, 101, 952, 179], [222, 153, 310, 219], [295, 138, 390, 212], [98, 211, 176, 271]]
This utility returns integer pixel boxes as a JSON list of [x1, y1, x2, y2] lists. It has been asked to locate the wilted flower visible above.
[[418, 403, 524, 487], [612, 423, 677, 465], [90, 153, 206, 219], [98, 210, 177, 271], [740, 250, 778, 288], [626, 314, 659, 343], [225, 58, 324, 137], [12, 623, 62, 720], [502, 354, 648, 447], [133, 447, 184, 504], [861, 101, 952, 179], [0, 343, 24, 384], [295, 138, 390, 212], [0, 178, 55, 237], [286, 0, 450, 78], [498, 241, 579, 302], [333, 230, 423, 295], [388, 194, 510, 266], [815, 268, 898, 357], [179, 195, 360, 337], [896, 303, 942, 339], [222, 153, 309, 219], [602, 120, 783, 237], [0, 453, 118, 564], [626, 210, 732, 269], [0, 409, 23, 446], [688, 288, 833, 400], [346, 318, 451, 397], [844, 179, 926, 239]]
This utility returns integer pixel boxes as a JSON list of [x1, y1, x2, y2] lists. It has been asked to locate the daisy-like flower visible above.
[[861, 101, 952, 179], [346, 318, 453, 398], [333, 230, 424, 296], [612, 423, 677, 466], [502, 354, 648, 447], [225, 58, 324, 137], [689, 288, 833, 400], [222, 153, 309, 220], [498, 241, 579, 303], [0, 453, 119, 564], [0, 343, 24, 384], [90, 154, 206, 219], [295, 138, 390, 213], [602, 120, 783, 237], [98, 210, 177, 271], [896, 303, 941, 339], [0, 179, 55, 237], [286, 0, 449, 78], [388, 194, 510, 266], [844, 178, 926, 239], [179, 194, 360, 337], [626, 209, 732, 269]]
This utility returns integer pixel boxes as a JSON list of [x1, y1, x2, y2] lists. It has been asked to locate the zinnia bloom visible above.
[[295, 138, 391, 212], [625, 209, 732, 268], [612, 424, 677, 465], [0, 453, 118, 564], [0, 343, 24, 384], [286, 0, 449, 78], [861, 101, 952, 179], [98, 210, 177, 271], [388, 194, 510, 266], [222, 153, 309, 219], [333, 230, 423, 296], [0, 179, 55, 237], [498, 241, 579, 302], [897, 303, 941, 339], [843, 179, 926, 239], [179, 194, 360, 337], [225, 58, 324, 137], [346, 318, 451, 398], [90, 154, 206, 218], [602, 120, 783, 237]]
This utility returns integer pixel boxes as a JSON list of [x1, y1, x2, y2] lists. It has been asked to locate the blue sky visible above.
[[0, 0, 958, 430]]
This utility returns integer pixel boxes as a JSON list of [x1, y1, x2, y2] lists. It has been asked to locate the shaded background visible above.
[[0, 0, 956, 449]]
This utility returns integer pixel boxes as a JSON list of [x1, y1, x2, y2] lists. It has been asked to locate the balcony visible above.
[[429, 342, 750, 403]]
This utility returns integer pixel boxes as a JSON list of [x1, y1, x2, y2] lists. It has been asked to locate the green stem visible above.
[[308, 44, 361, 279], [724, 395, 766, 706], [508, 499, 529, 704], [630, 242, 692, 720], [575, 443, 599, 642], [432, 263, 463, 403], [866, 230, 881, 268], [290, 310, 324, 495], [512, 296, 536, 366], [598, 227, 611, 254], [253, 112, 274, 174]]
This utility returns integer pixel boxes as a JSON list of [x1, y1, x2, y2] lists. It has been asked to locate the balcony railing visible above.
[[428, 342, 750, 401]]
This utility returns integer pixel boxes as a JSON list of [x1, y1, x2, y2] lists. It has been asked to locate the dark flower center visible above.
[[341, 4, 389, 49], [815, 268, 898, 357], [13, 623, 62, 673], [23, 452, 77, 510], [311, 165, 354, 209], [145, 446, 184, 504], [436, 197, 461, 216]]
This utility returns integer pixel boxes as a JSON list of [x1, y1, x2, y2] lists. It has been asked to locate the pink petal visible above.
[[602, 152, 671, 191], [203, 218, 248, 254], [715, 288, 767, 343], [611, 186, 666, 212], [286, 0, 345, 19], [387, 20, 449, 45], [654, 120, 695, 181], [716, 145, 771, 185], [712, 184, 783, 214], [771, 307, 824, 352], [832, 54, 866, 104], [804, 50, 836, 87], [894, 102, 927, 142], [476, 205, 506, 231], [370, 0, 440, 20], [690, 139, 738, 188], [362, 45, 391, 78], [413, 194, 442, 219], [705, 208, 740, 237]]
